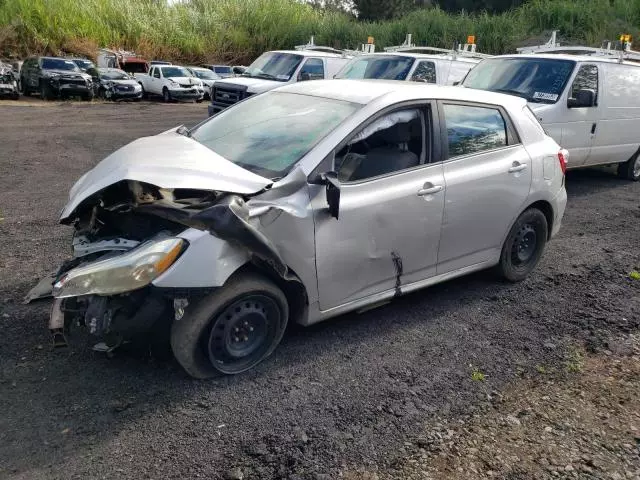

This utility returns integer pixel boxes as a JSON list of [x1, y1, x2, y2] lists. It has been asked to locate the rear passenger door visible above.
[[437, 102, 532, 274]]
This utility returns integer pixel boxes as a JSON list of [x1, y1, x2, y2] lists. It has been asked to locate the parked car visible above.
[[0, 62, 19, 99], [135, 65, 205, 102], [202, 64, 234, 78], [87, 67, 143, 101], [68, 58, 96, 72], [185, 66, 220, 99], [30, 80, 567, 378], [463, 53, 640, 180], [21, 56, 94, 100], [208, 49, 352, 115], [335, 52, 481, 85]]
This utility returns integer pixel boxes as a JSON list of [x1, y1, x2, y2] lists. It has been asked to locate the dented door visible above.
[[312, 164, 445, 311]]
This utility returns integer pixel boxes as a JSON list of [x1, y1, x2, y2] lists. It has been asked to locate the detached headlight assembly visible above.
[[53, 238, 186, 298]]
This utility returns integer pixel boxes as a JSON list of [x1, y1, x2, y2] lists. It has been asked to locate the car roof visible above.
[[278, 79, 528, 108], [492, 53, 640, 67], [97, 67, 125, 72]]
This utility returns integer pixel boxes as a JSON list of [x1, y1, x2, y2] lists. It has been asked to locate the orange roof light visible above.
[[367, 36, 374, 45], [467, 35, 476, 45]]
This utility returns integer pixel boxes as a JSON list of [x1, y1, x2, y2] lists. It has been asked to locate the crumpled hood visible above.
[[103, 78, 139, 87], [215, 76, 284, 94], [167, 76, 202, 86], [61, 131, 272, 221]]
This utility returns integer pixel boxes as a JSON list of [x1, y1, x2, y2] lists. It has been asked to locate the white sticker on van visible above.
[[533, 91, 559, 101], [276, 74, 289, 80]]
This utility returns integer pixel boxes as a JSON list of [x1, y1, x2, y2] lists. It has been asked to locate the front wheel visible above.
[[617, 153, 640, 181], [40, 82, 53, 100], [497, 208, 548, 282], [170, 272, 289, 379], [162, 87, 171, 103]]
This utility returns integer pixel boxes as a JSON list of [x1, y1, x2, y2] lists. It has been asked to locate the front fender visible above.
[[152, 228, 249, 288]]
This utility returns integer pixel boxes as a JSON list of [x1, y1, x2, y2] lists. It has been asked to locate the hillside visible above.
[[0, 0, 639, 64]]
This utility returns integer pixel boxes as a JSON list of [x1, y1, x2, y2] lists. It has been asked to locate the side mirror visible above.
[[453, 81, 461, 86], [299, 72, 311, 82], [568, 88, 596, 108], [321, 171, 341, 220]]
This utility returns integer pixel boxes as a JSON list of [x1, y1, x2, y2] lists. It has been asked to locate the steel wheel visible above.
[[207, 294, 282, 374], [498, 208, 548, 282]]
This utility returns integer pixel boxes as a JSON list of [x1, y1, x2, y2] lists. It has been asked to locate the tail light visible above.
[[558, 149, 568, 175]]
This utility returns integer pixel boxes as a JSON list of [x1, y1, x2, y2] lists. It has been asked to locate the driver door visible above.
[[311, 104, 446, 310]]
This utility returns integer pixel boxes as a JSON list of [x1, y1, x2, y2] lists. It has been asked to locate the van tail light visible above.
[[558, 149, 568, 175]]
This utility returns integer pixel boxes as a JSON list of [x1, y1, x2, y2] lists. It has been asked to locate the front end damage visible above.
[[31, 173, 301, 354]]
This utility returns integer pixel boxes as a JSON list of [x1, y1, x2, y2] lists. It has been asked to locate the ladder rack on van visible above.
[[295, 36, 362, 57], [384, 34, 492, 60], [516, 31, 640, 64]]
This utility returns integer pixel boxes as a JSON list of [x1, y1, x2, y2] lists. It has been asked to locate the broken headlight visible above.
[[53, 238, 186, 298]]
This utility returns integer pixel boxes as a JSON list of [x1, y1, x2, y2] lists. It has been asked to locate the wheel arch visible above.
[[232, 261, 309, 328], [525, 200, 554, 240]]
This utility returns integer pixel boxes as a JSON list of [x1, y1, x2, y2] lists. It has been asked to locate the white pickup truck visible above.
[[135, 65, 204, 102]]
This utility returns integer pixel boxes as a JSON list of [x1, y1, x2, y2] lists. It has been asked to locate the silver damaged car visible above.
[[30, 80, 568, 378]]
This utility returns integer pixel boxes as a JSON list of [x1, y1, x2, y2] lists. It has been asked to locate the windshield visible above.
[[191, 68, 218, 80], [463, 57, 576, 104], [191, 92, 360, 178], [72, 59, 94, 69], [242, 52, 303, 82], [41, 58, 80, 72], [100, 70, 130, 80], [335, 55, 415, 80], [161, 66, 190, 78]]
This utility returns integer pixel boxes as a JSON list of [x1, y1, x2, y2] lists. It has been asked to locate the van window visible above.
[[335, 55, 415, 80], [153, 68, 160, 78], [411, 61, 436, 83], [462, 57, 575, 104], [569, 64, 598, 105], [443, 104, 507, 158], [299, 58, 325, 80]]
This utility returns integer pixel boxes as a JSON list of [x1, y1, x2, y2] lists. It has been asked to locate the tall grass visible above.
[[1, 0, 639, 63]]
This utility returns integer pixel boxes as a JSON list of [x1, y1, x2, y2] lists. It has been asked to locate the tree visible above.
[[353, 0, 416, 20]]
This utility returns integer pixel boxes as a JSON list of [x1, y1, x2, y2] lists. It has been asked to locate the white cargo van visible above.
[[462, 35, 640, 180], [335, 34, 488, 86], [208, 39, 353, 116]]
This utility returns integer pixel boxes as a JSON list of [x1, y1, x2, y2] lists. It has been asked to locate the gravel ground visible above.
[[0, 101, 639, 480]]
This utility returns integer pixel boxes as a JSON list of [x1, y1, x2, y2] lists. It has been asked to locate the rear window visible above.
[[443, 104, 508, 157], [214, 66, 232, 74]]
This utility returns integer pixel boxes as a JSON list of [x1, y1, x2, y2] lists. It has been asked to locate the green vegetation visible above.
[[629, 270, 640, 280], [470, 365, 486, 382], [1, 0, 639, 64]]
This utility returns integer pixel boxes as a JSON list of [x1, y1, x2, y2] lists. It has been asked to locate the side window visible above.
[[411, 61, 436, 83], [443, 104, 507, 158], [335, 108, 425, 182], [569, 64, 598, 105], [153, 68, 161, 79], [299, 58, 325, 81]]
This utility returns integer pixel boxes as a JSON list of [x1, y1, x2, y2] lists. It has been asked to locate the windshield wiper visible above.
[[492, 88, 530, 100]]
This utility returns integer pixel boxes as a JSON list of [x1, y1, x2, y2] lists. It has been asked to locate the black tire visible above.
[[196, 97, 203, 103], [617, 153, 640, 181], [162, 87, 171, 103], [11, 92, 19, 100], [170, 272, 289, 379], [497, 208, 548, 282], [82, 91, 94, 101], [40, 82, 53, 101]]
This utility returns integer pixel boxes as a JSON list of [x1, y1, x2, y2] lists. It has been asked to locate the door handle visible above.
[[508, 163, 528, 173], [417, 185, 443, 196], [591, 123, 597, 134]]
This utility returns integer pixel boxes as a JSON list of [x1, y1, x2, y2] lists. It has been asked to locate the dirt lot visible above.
[[0, 101, 639, 480]]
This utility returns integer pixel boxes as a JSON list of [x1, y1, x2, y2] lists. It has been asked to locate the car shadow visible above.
[[565, 167, 633, 198]]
